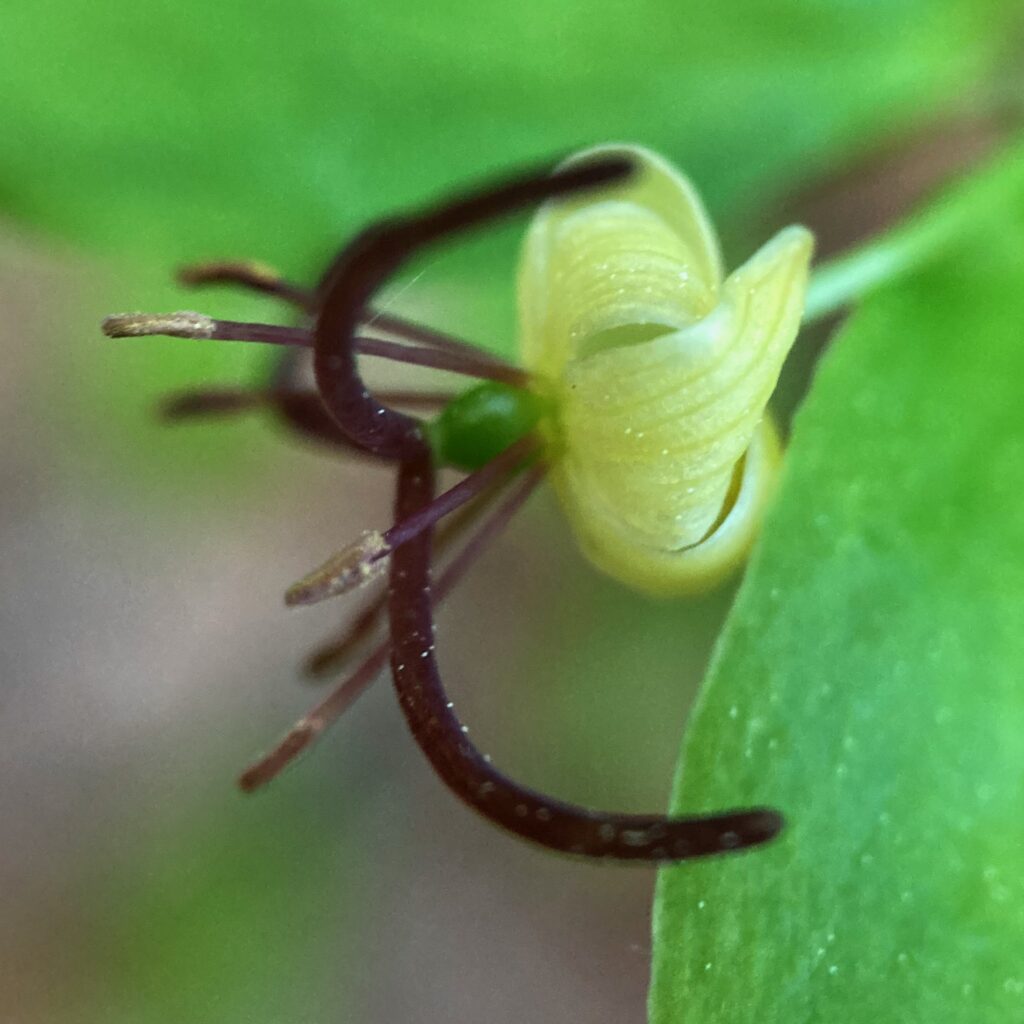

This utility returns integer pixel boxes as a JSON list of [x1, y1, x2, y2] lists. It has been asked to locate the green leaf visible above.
[[2, 0, 1018, 324], [4, 1, 1018, 488], [650, 144, 1024, 1021], [1, 2, 1012, 232]]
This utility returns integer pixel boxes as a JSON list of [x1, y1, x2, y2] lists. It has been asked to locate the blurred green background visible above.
[[1, 2, 1022, 1022]]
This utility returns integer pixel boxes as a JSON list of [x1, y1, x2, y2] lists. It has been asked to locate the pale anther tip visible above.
[[284, 531, 390, 607], [101, 310, 216, 340]]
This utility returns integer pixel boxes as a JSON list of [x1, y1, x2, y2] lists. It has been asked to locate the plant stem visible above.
[[804, 140, 1024, 324], [803, 210, 954, 324]]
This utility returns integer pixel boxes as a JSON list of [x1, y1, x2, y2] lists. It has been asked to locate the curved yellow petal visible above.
[[518, 143, 723, 380], [557, 417, 783, 597], [553, 223, 812, 563], [516, 143, 813, 595]]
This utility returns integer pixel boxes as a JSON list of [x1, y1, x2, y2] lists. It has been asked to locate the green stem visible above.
[[803, 217, 952, 324], [803, 139, 1024, 325]]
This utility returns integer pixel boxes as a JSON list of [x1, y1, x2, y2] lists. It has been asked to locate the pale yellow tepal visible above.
[[518, 144, 813, 595]]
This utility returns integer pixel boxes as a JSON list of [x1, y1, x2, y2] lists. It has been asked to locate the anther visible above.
[[102, 311, 216, 340], [285, 531, 390, 606], [287, 436, 539, 608]]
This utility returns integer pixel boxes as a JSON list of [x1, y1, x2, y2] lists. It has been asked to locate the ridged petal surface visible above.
[[520, 144, 722, 379], [517, 143, 812, 594], [557, 226, 812, 550]]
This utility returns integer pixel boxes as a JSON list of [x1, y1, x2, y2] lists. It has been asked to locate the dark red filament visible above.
[[240, 465, 545, 790]]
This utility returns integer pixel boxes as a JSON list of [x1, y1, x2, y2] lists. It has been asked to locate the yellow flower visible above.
[[520, 144, 813, 594]]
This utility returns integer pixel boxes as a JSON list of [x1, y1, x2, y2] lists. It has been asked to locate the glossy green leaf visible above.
[[649, 144, 1024, 1021], [3, 1, 1018, 488], [1, 0, 1018, 332]]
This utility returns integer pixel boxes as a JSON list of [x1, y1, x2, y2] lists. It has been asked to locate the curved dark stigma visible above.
[[266, 350, 383, 457], [312, 155, 634, 459], [312, 153, 784, 862], [390, 449, 782, 861]]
